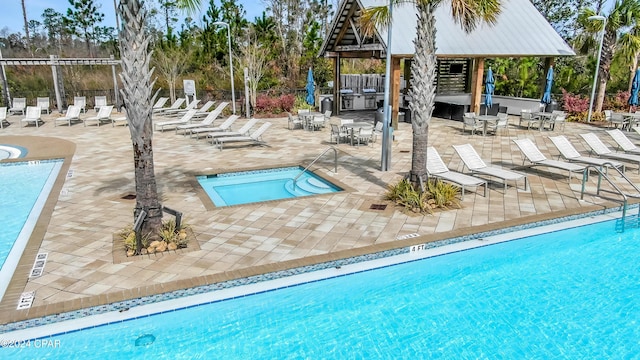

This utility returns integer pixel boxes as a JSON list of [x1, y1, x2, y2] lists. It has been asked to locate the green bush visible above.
[[385, 178, 460, 214]]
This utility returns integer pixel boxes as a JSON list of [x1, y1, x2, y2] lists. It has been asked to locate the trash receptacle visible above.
[[398, 112, 405, 123], [321, 98, 334, 114], [375, 107, 384, 127], [545, 100, 557, 113], [400, 107, 411, 123]]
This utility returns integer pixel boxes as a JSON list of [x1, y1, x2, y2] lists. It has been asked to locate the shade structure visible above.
[[629, 69, 640, 109], [541, 66, 554, 105], [306, 68, 315, 106], [484, 68, 494, 114]]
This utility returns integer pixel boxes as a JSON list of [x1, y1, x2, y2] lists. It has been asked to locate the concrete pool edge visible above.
[[0, 201, 628, 333]]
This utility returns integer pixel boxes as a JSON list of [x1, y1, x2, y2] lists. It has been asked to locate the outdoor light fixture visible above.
[[587, 15, 606, 123], [213, 21, 236, 114]]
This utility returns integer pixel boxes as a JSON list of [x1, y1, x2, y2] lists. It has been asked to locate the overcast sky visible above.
[[0, 0, 267, 35]]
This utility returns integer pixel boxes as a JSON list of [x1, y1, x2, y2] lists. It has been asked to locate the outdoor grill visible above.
[[340, 89, 354, 110], [363, 88, 377, 109]]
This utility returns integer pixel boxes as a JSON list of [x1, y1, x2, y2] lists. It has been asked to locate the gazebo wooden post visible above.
[[470, 58, 485, 114], [391, 56, 401, 129]]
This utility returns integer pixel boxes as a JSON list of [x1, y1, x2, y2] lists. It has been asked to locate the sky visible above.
[[0, 0, 267, 35]]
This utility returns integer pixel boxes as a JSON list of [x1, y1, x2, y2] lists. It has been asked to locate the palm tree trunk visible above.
[[408, 3, 437, 189], [21, 0, 31, 53], [595, 30, 616, 113], [118, 0, 163, 251]]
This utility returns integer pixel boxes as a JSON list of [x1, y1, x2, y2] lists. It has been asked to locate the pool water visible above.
[[197, 167, 342, 206], [0, 145, 27, 160], [3, 218, 640, 358]]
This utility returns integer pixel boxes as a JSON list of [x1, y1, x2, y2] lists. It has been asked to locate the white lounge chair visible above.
[[580, 133, 640, 173], [152, 97, 169, 110], [20, 106, 43, 127], [37, 97, 50, 114], [160, 99, 200, 117], [73, 96, 87, 113], [192, 100, 216, 118], [426, 146, 487, 200], [190, 114, 240, 139], [175, 105, 227, 135], [606, 129, 640, 155], [0, 107, 8, 128], [94, 96, 108, 112], [84, 105, 114, 127], [548, 135, 624, 172], [452, 143, 528, 191], [153, 98, 185, 114], [214, 122, 272, 150], [512, 138, 584, 180], [54, 105, 82, 127], [154, 109, 198, 131], [9, 98, 26, 115], [207, 118, 259, 143]]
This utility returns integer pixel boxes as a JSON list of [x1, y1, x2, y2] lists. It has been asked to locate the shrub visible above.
[[384, 178, 460, 214], [561, 90, 590, 122], [278, 94, 295, 112], [604, 91, 630, 111], [254, 95, 280, 114]]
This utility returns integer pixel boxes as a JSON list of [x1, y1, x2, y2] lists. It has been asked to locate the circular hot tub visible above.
[[0, 145, 27, 160]]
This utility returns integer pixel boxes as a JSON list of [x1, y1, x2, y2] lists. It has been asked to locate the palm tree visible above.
[[580, 1, 640, 113], [361, 0, 501, 188], [21, 0, 31, 52]]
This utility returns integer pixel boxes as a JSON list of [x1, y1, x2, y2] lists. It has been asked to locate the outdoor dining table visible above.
[[475, 115, 499, 136], [342, 122, 374, 145], [299, 112, 324, 131]]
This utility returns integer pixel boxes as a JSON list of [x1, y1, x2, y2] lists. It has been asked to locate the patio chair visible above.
[[452, 143, 528, 191], [287, 112, 303, 130], [548, 135, 624, 172], [330, 124, 348, 144], [373, 122, 383, 142], [176, 109, 220, 135], [323, 110, 332, 123], [355, 127, 374, 146], [109, 109, 128, 127], [154, 109, 198, 131], [579, 133, 640, 173], [462, 112, 482, 135], [426, 146, 487, 200], [152, 97, 169, 110], [160, 99, 201, 117], [519, 109, 541, 130], [73, 96, 87, 113], [94, 96, 108, 112], [311, 115, 325, 130], [487, 113, 509, 135], [153, 98, 185, 114], [9, 97, 26, 115], [213, 122, 272, 150], [546, 112, 566, 131], [83, 105, 114, 127], [340, 119, 354, 126], [207, 118, 259, 143], [192, 100, 216, 118], [607, 111, 628, 129], [0, 107, 8, 128], [37, 97, 50, 114], [20, 106, 43, 127], [190, 114, 240, 139], [512, 138, 584, 180], [606, 129, 640, 155], [54, 105, 82, 127]]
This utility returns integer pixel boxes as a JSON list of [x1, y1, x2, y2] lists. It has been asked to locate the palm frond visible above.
[[175, 0, 202, 16], [450, 0, 501, 32], [359, 5, 390, 37]]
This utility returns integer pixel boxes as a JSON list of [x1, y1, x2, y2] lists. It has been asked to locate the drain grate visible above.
[[399, 150, 410, 153], [369, 204, 387, 210], [121, 194, 136, 200]]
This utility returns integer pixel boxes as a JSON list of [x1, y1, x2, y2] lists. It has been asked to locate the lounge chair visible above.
[[207, 118, 259, 143], [152, 97, 169, 110], [0, 107, 8, 128], [548, 135, 624, 172], [606, 129, 640, 155], [9, 97, 26, 115], [213, 122, 272, 150], [54, 105, 82, 126], [160, 99, 200, 117], [154, 109, 198, 131], [94, 96, 108, 112], [83, 105, 114, 127], [175, 105, 228, 135], [426, 146, 487, 200], [580, 133, 640, 173], [20, 106, 43, 127], [189, 114, 240, 139], [452, 143, 528, 191], [192, 100, 216, 118], [73, 96, 87, 113], [37, 97, 50, 114], [153, 98, 185, 114], [512, 138, 584, 180]]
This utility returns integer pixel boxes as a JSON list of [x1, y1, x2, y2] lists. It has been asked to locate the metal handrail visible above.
[[293, 146, 338, 188]]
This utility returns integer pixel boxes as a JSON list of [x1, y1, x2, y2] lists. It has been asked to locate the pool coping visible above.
[[0, 200, 629, 333]]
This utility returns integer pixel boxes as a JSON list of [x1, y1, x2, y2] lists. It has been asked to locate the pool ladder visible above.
[[293, 146, 338, 189], [580, 164, 640, 232]]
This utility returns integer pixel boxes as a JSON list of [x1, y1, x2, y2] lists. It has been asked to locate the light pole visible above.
[[213, 21, 236, 114], [587, 15, 606, 123]]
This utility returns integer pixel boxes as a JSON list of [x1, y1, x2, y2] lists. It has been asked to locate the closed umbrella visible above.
[[306, 68, 315, 106], [541, 66, 554, 110], [629, 68, 640, 111], [484, 68, 494, 115]]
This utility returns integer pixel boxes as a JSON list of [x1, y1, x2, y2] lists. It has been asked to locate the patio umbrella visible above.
[[484, 68, 494, 115], [306, 68, 315, 106], [541, 66, 554, 108], [629, 68, 640, 111]]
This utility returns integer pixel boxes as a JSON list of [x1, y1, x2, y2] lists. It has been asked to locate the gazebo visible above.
[[319, 0, 575, 126]]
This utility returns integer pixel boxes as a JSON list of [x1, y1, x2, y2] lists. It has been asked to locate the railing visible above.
[[580, 163, 640, 232], [293, 146, 338, 189]]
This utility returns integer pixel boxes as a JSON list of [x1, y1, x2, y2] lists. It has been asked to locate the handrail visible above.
[[293, 146, 338, 188]]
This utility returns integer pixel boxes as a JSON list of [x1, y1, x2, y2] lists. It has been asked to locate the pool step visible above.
[[285, 178, 334, 196]]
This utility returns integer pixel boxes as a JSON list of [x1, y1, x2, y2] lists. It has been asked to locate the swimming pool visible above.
[[2, 213, 638, 358], [0, 145, 27, 160], [0, 160, 63, 300], [197, 166, 342, 206]]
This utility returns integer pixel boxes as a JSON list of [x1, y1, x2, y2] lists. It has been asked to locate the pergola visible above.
[[319, 0, 575, 126]]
